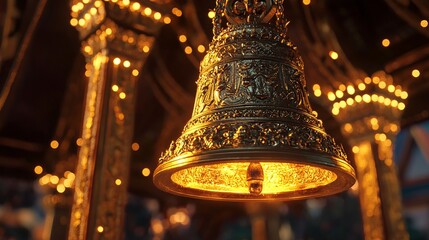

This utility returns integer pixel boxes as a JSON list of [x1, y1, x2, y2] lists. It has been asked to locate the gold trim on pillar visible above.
[[354, 141, 384, 239], [68, 4, 155, 238]]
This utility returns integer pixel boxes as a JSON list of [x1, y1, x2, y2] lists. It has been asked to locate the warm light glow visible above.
[[171, 162, 337, 195], [390, 124, 398, 132], [154, 12, 162, 20], [381, 39, 390, 47], [119, 92, 126, 99], [143, 45, 150, 53], [378, 81, 386, 89], [70, 18, 78, 26], [90, 7, 97, 15], [144, 7, 152, 16], [352, 146, 359, 154], [398, 102, 405, 110], [128, 37, 135, 45], [197, 45, 206, 53], [208, 11, 216, 19], [113, 57, 121, 65], [34, 165, 43, 175], [179, 35, 187, 43], [372, 76, 380, 84], [39, 175, 50, 185], [169, 210, 190, 226], [327, 92, 336, 101], [370, 117, 378, 125], [163, 17, 171, 24], [152, 219, 164, 234], [332, 108, 339, 115], [77, 2, 84, 9], [353, 141, 383, 237], [412, 69, 420, 78], [364, 77, 372, 84], [71, 5, 80, 13], [339, 84, 346, 91], [184, 46, 193, 54], [347, 85, 355, 95], [84, 46, 92, 53], [115, 179, 122, 186], [385, 139, 392, 147], [131, 2, 141, 11], [64, 179, 73, 188], [132, 69, 139, 76], [94, 1, 102, 7], [112, 85, 119, 92], [339, 100, 346, 108], [50, 175, 59, 185], [154, 2, 356, 201], [312, 84, 320, 91], [67, 172, 76, 181], [172, 8, 182, 17], [97, 226, 104, 233], [314, 89, 321, 97], [105, 28, 112, 35], [123, 60, 131, 68], [355, 95, 362, 103], [421, 20, 428, 28], [344, 123, 353, 133], [394, 89, 401, 97], [142, 168, 151, 177], [387, 85, 395, 93], [131, 142, 140, 151], [363, 94, 371, 103], [384, 98, 391, 106], [303, 0, 311, 5], [329, 51, 339, 60], [379, 133, 387, 142], [57, 184, 66, 193], [358, 83, 366, 91], [346, 98, 354, 105], [335, 90, 344, 98], [400, 91, 408, 99], [50, 140, 59, 149]]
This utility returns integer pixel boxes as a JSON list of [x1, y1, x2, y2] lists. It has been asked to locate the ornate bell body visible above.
[[153, 0, 356, 201]]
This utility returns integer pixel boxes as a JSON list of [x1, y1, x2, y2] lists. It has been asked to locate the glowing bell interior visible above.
[[153, 0, 356, 201]]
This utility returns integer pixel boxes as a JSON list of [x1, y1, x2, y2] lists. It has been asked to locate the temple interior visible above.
[[0, 0, 429, 239]]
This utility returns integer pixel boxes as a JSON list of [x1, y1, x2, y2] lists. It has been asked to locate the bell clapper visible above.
[[247, 162, 264, 195]]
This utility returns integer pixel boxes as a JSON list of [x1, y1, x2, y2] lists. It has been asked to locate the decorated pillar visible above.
[[313, 71, 408, 239], [68, 1, 169, 239]]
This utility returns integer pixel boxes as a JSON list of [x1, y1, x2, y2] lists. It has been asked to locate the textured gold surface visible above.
[[171, 162, 337, 194], [69, 12, 152, 240], [154, 0, 356, 200], [354, 141, 384, 239]]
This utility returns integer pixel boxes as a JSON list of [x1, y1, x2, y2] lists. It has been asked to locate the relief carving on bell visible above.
[[153, 0, 356, 201]]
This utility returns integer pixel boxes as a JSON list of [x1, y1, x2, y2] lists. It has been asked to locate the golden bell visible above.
[[153, 0, 356, 201]]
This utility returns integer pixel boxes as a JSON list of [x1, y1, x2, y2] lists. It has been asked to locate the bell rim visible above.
[[153, 148, 356, 201]]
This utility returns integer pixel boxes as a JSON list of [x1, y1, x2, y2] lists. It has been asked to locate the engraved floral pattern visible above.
[[159, 14, 347, 169], [160, 122, 347, 164]]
